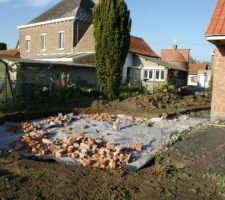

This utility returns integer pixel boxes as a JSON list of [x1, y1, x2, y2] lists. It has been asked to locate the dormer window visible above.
[[58, 31, 65, 49], [41, 33, 47, 50], [25, 36, 31, 52]]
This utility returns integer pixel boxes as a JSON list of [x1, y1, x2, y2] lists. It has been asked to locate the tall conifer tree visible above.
[[93, 0, 131, 99]]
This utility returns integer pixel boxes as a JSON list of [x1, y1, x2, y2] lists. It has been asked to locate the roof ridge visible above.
[[130, 35, 144, 40]]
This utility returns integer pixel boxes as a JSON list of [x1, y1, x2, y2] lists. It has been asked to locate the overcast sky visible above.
[[0, 0, 217, 62]]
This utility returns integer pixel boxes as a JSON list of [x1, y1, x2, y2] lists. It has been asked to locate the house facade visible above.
[[206, 0, 225, 122], [17, 0, 188, 91], [188, 63, 211, 88], [18, 0, 94, 60], [73, 25, 188, 91]]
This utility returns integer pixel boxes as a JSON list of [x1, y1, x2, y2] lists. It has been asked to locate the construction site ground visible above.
[[1, 93, 225, 200]]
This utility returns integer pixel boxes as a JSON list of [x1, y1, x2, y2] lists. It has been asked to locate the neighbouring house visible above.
[[17, 0, 188, 91], [0, 49, 20, 82], [206, 0, 225, 122], [18, 0, 95, 60], [188, 63, 211, 88], [17, 0, 96, 87], [73, 25, 188, 91]]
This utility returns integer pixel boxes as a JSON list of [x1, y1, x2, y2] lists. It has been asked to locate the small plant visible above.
[[156, 83, 176, 93], [111, 189, 129, 200], [218, 174, 225, 187], [155, 154, 163, 165], [119, 85, 148, 99]]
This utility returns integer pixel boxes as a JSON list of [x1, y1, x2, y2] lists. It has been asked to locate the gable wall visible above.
[[211, 46, 225, 121], [19, 20, 74, 58]]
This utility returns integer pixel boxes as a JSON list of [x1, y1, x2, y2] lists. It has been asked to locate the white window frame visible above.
[[155, 69, 165, 81], [143, 69, 148, 80], [148, 69, 154, 80], [25, 35, 31, 52], [142, 69, 165, 82], [41, 33, 47, 51], [58, 31, 65, 50]]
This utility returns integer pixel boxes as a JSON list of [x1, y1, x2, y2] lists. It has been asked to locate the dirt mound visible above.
[[87, 93, 211, 117]]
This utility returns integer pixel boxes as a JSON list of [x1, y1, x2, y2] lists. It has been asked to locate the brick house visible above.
[[73, 25, 188, 91], [206, 0, 225, 122], [17, 0, 188, 91], [18, 0, 94, 60]]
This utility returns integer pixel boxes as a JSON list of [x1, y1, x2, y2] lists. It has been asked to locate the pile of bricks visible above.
[[21, 130, 142, 169], [41, 113, 70, 126], [20, 118, 143, 169], [82, 113, 117, 122]]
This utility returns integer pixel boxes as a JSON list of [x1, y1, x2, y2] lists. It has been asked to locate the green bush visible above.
[[155, 83, 176, 93], [119, 85, 148, 99]]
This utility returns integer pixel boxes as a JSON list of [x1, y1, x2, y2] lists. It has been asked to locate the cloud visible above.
[[12, 0, 58, 8], [23, 0, 56, 7], [0, 0, 11, 3]]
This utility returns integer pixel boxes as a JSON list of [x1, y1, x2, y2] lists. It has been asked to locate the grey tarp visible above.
[[0, 114, 207, 171]]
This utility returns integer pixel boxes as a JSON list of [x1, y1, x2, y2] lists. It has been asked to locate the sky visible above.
[[0, 0, 217, 62]]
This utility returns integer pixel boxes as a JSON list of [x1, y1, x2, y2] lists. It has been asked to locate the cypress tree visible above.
[[93, 0, 131, 99]]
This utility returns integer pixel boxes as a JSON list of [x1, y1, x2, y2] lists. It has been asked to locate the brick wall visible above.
[[211, 46, 225, 121], [74, 25, 95, 52], [19, 20, 74, 58]]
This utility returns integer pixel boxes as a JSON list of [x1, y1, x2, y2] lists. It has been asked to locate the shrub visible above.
[[119, 85, 148, 99], [155, 83, 176, 93]]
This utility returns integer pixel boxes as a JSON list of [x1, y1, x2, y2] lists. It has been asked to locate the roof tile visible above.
[[206, 0, 225, 35], [0, 49, 20, 60], [129, 36, 159, 58], [188, 64, 207, 75]]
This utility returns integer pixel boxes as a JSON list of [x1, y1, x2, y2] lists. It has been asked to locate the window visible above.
[[41, 33, 47, 50], [25, 36, 31, 52], [191, 76, 197, 83], [155, 70, 160, 80], [143, 70, 148, 79], [58, 31, 65, 49], [149, 70, 153, 80], [161, 70, 165, 80], [143, 69, 165, 81], [155, 70, 165, 81]]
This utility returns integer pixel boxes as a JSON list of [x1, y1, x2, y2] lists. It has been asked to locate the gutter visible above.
[[206, 34, 225, 41], [17, 16, 75, 29]]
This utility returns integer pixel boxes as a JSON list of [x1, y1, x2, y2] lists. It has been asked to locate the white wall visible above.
[[188, 75, 198, 86], [188, 70, 212, 88], [122, 52, 133, 84], [198, 71, 211, 88]]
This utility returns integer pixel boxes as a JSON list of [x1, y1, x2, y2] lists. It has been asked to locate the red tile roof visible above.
[[161, 45, 189, 63], [189, 64, 208, 75], [206, 0, 225, 35], [0, 49, 20, 60], [129, 36, 159, 58]]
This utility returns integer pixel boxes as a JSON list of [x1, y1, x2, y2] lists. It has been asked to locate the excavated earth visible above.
[[83, 93, 211, 118], [1, 93, 225, 200]]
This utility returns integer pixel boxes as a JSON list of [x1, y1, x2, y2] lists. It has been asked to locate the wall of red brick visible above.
[[74, 25, 95, 52], [19, 20, 74, 58], [211, 46, 225, 121]]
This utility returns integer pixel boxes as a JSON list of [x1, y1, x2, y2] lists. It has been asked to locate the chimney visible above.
[[172, 39, 177, 50]]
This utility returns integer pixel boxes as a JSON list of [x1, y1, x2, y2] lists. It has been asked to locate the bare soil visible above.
[[83, 93, 211, 118], [1, 93, 224, 200], [0, 93, 211, 122], [0, 126, 225, 200]]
